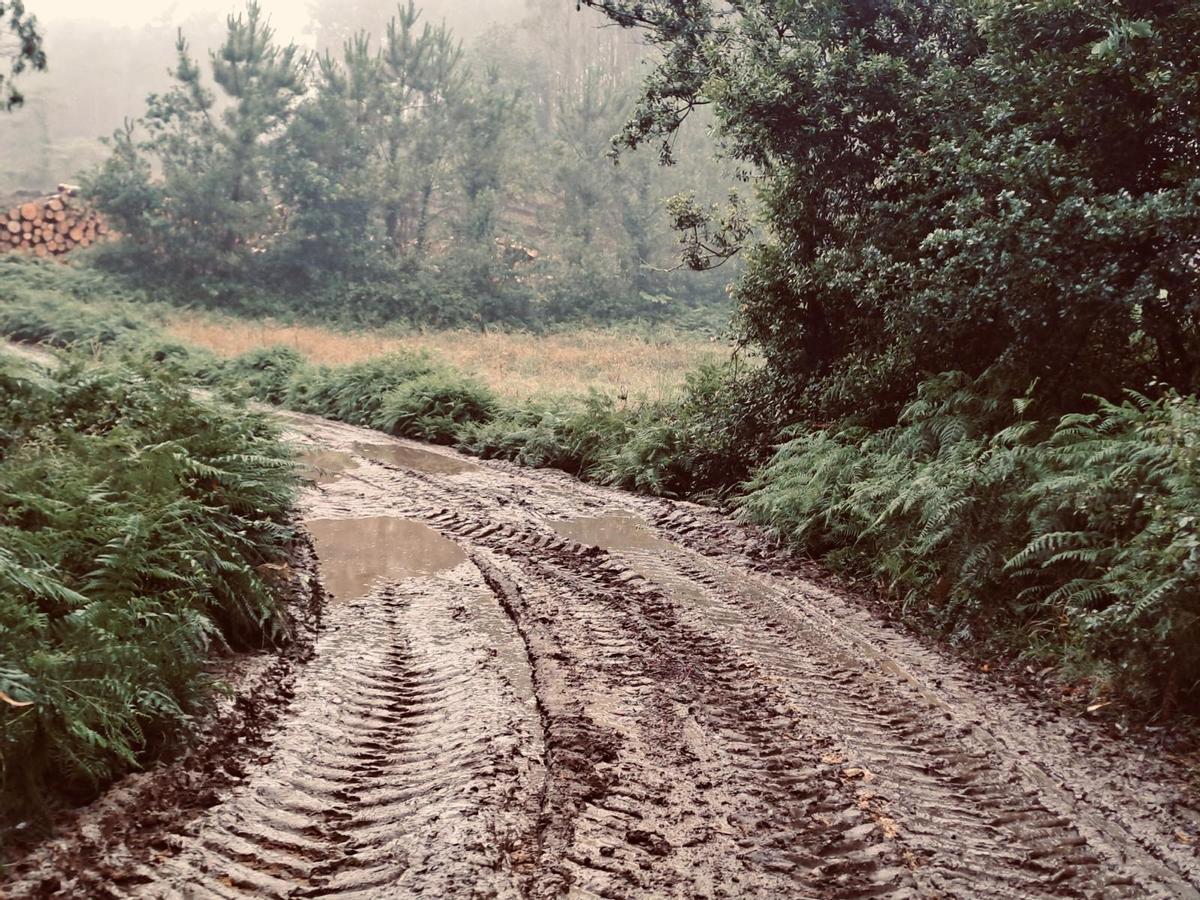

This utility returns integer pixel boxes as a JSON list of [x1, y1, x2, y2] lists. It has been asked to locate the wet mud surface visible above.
[[6, 409, 1200, 898], [305, 516, 467, 602]]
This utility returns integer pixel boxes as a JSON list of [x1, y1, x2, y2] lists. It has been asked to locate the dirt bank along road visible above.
[[10, 408, 1200, 899]]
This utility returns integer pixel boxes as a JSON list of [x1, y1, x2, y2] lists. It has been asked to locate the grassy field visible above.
[[167, 313, 731, 401]]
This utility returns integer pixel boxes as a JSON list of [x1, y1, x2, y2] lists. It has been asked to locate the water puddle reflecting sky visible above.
[[306, 516, 467, 602], [353, 442, 480, 475], [550, 512, 674, 552], [298, 449, 357, 484]]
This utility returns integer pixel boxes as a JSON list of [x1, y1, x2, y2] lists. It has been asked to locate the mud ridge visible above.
[[76, 548, 545, 899], [468, 535, 917, 897], [426, 508, 1151, 897], [641, 502, 1200, 894]]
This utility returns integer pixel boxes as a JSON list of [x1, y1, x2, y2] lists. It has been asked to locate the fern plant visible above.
[[0, 351, 297, 831], [373, 371, 497, 444], [1008, 391, 1200, 700], [741, 371, 1200, 707]]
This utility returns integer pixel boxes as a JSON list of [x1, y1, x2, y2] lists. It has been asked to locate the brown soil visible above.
[[4, 411, 1199, 898]]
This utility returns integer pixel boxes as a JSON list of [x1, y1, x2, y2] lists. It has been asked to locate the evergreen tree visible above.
[[376, 2, 463, 253], [273, 34, 381, 275], [90, 3, 307, 280], [209, 2, 307, 252]]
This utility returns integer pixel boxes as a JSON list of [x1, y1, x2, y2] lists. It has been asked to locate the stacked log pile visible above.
[[0, 186, 111, 258]]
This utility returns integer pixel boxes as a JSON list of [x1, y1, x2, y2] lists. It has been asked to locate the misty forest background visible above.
[[2, 0, 735, 327]]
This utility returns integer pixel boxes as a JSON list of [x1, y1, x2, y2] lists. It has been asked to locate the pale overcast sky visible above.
[[35, 1, 528, 43], [39, 1, 310, 33]]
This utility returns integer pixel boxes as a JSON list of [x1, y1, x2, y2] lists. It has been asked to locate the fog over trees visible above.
[[0, 1, 637, 195], [2, 0, 736, 326]]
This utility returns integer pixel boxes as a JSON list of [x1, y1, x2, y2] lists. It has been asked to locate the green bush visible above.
[[457, 392, 635, 478], [1010, 392, 1200, 701], [115, 336, 229, 386], [453, 365, 773, 498], [740, 372, 1200, 708], [591, 0, 1200, 425], [0, 259, 160, 351], [283, 353, 438, 425], [0, 290, 151, 349], [597, 364, 781, 499], [226, 346, 308, 405], [0, 257, 148, 304], [0, 352, 297, 826], [374, 371, 498, 444]]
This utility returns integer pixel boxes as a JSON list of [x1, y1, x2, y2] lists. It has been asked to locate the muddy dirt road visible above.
[[10, 407, 1200, 898]]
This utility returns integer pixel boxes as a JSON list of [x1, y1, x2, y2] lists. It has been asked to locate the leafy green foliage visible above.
[[1, 0, 45, 111], [283, 353, 439, 424], [455, 364, 771, 499], [374, 372, 497, 443], [457, 392, 635, 478], [740, 372, 1200, 708], [0, 260, 229, 387], [0, 350, 296, 827], [582, 0, 1200, 421], [1010, 392, 1200, 699], [0, 291, 146, 348], [0, 258, 155, 347], [225, 346, 307, 405]]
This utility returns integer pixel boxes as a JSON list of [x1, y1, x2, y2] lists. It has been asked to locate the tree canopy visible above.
[[580, 0, 1200, 422], [86, 1, 735, 328]]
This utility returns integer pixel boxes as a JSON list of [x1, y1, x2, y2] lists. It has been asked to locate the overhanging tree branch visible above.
[[1, 0, 45, 111]]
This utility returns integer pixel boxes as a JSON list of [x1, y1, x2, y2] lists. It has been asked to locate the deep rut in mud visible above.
[[9, 413, 1200, 899]]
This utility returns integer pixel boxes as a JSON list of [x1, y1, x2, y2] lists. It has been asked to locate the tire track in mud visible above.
[[9, 408, 1199, 899], [640, 505, 1200, 895], [119, 560, 543, 898], [294, 416, 1198, 898], [422, 509, 1142, 898], [595, 547, 1130, 898], [463, 540, 915, 898]]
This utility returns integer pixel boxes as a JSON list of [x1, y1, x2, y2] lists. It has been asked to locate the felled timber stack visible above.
[[0, 185, 111, 258]]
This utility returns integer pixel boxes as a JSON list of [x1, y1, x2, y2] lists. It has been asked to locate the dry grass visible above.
[[167, 313, 731, 400]]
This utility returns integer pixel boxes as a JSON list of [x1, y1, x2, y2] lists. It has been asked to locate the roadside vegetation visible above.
[[574, 0, 1200, 715], [0, 322, 297, 833], [6, 257, 1199, 715], [3, 0, 1198, 728]]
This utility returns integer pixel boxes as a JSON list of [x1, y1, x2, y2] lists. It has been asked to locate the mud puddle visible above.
[[298, 448, 357, 484], [550, 510, 674, 551], [306, 516, 467, 602], [353, 441, 480, 475]]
